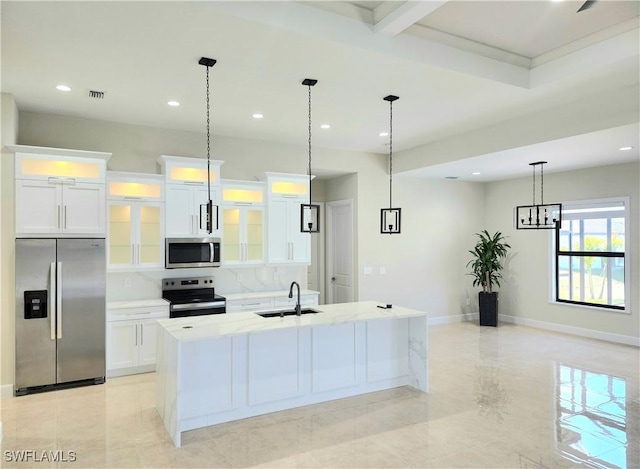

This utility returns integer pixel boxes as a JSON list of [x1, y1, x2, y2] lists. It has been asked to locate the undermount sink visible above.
[[256, 308, 320, 318]]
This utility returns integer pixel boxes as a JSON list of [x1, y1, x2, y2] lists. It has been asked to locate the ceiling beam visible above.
[[373, 1, 449, 37]]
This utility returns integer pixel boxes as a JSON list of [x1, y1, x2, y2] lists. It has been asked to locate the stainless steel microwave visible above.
[[165, 238, 221, 269]]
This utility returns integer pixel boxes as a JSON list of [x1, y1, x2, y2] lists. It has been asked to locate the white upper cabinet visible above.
[[264, 173, 311, 264], [158, 155, 223, 238], [221, 180, 265, 266], [106, 172, 164, 270], [10, 145, 111, 237]]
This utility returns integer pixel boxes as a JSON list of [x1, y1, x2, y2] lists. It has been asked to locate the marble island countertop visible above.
[[157, 301, 428, 342]]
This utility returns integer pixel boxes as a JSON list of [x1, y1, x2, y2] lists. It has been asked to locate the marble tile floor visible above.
[[1, 321, 638, 468]]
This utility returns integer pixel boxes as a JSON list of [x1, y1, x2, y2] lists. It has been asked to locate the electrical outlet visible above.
[[236, 272, 243, 282], [273, 271, 279, 281], [124, 277, 132, 288], [466, 297, 471, 306]]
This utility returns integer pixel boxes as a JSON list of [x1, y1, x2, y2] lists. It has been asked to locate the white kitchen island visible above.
[[155, 301, 429, 447]]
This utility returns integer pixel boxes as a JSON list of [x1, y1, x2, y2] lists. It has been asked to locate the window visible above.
[[554, 198, 628, 311]]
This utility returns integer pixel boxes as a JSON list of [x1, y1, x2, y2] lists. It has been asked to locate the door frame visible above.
[[308, 202, 325, 304], [326, 199, 354, 304]]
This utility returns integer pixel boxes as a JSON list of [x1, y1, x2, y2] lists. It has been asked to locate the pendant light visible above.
[[381, 95, 401, 234], [300, 78, 320, 233], [199, 57, 219, 234], [515, 161, 562, 229]]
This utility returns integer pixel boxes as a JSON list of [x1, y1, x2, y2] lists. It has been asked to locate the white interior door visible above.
[[326, 200, 353, 304]]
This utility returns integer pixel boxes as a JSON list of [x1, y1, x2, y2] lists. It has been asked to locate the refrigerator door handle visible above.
[[49, 262, 56, 340], [56, 261, 62, 339]]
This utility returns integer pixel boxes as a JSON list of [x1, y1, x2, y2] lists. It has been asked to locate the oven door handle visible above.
[[171, 301, 226, 311]]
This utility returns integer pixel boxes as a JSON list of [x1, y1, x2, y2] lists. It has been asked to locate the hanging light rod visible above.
[[381, 94, 401, 234], [199, 56, 218, 234], [515, 161, 562, 230], [301, 77, 320, 233]]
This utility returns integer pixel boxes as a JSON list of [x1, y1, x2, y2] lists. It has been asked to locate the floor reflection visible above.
[[556, 363, 627, 468], [474, 365, 509, 422]]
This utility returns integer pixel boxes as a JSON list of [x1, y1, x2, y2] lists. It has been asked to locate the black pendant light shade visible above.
[[301, 78, 320, 233], [199, 57, 219, 234], [381, 94, 401, 234], [515, 161, 562, 230]]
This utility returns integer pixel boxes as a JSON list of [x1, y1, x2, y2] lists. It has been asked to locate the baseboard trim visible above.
[[428, 313, 478, 326], [0, 384, 14, 399], [500, 314, 640, 347]]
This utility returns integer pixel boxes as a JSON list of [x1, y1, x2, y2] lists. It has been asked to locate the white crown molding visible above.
[[532, 17, 640, 68]]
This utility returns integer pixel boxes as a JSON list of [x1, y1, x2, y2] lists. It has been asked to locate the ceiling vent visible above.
[[87, 90, 106, 99]]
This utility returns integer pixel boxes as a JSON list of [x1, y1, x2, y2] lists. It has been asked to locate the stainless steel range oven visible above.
[[162, 276, 226, 318]]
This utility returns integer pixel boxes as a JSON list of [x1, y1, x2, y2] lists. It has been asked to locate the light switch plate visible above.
[[363, 266, 372, 275], [379, 266, 387, 275]]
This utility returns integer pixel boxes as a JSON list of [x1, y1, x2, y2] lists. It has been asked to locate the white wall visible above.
[[359, 176, 486, 317], [1, 93, 18, 390], [485, 162, 639, 341]]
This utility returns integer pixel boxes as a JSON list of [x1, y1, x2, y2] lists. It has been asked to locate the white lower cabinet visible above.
[[106, 301, 169, 377], [226, 291, 319, 313], [226, 297, 274, 313]]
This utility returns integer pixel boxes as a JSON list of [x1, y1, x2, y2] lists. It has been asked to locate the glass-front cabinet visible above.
[[158, 155, 223, 238], [107, 172, 164, 270], [221, 181, 265, 265], [10, 145, 111, 236], [264, 172, 311, 264]]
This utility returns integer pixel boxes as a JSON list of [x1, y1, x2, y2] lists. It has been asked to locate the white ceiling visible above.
[[1, 1, 638, 181]]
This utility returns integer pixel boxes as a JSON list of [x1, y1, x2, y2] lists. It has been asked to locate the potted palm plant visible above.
[[467, 230, 511, 326]]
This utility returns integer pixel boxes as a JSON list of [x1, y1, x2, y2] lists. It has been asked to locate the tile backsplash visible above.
[[107, 266, 307, 301]]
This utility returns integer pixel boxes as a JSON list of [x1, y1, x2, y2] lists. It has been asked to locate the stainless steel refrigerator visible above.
[[15, 238, 106, 395]]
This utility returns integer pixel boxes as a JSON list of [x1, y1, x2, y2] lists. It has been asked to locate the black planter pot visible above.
[[478, 292, 498, 327]]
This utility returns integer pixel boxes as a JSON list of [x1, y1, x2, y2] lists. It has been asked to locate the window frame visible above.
[[551, 196, 630, 313]]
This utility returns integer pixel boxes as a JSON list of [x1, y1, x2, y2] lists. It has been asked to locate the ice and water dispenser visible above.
[[24, 290, 47, 319]]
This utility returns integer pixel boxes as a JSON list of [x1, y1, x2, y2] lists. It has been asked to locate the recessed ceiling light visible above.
[[379, 132, 389, 137], [167, 101, 180, 107], [619, 146, 633, 151], [56, 85, 71, 92], [472, 172, 481, 176], [320, 124, 331, 129], [252, 113, 263, 119]]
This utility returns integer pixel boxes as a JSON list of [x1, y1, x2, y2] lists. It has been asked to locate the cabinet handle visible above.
[[57, 205, 61, 229], [131, 244, 135, 264], [183, 181, 205, 185], [140, 324, 144, 346], [64, 206, 67, 229], [48, 176, 76, 185], [124, 196, 143, 200], [135, 324, 138, 346]]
